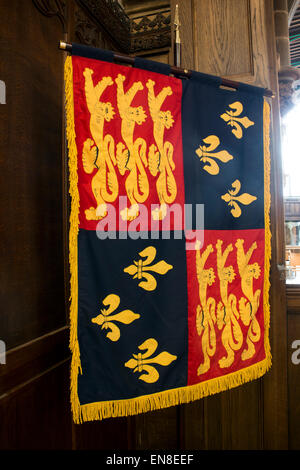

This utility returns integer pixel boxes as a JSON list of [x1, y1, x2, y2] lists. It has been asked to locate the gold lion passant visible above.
[[83, 68, 118, 220], [236, 239, 262, 360], [146, 79, 176, 220], [115, 74, 148, 221], [195, 241, 217, 375], [216, 240, 243, 368]]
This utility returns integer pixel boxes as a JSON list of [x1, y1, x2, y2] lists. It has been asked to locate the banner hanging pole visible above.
[[58, 41, 275, 98]]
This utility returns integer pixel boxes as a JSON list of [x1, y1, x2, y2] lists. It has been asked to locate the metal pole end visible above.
[[59, 40, 67, 50]]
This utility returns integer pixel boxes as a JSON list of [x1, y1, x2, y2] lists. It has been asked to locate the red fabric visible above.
[[72, 56, 185, 232], [186, 229, 266, 385]]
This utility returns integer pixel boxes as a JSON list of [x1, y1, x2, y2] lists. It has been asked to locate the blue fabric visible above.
[[72, 43, 114, 62], [181, 75, 264, 230], [237, 82, 266, 95], [77, 231, 188, 404], [190, 70, 222, 86], [134, 56, 171, 76]]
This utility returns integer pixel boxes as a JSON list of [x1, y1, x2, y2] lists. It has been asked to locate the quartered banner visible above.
[[64, 45, 271, 423]]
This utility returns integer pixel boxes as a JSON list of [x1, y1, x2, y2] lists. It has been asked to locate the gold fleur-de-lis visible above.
[[195, 135, 234, 175], [91, 294, 140, 342], [220, 102, 254, 139], [125, 338, 177, 383], [124, 246, 173, 291], [221, 180, 257, 218]]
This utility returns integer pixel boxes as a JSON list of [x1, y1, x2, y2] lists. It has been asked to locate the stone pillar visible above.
[[274, 0, 300, 115], [274, 0, 291, 66]]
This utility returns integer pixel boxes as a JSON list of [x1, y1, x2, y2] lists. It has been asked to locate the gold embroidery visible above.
[[221, 179, 257, 217], [65, 56, 273, 422], [146, 79, 176, 220], [91, 294, 140, 342], [83, 69, 118, 220], [115, 74, 148, 221], [195, 241, 217, 375], [195, 135, 234, 175], [236, 239, 262, 360], [220, 101, 254, 139], [216, 240, 243, 368], [125, 338, 177, 383], [124, 246, 173, 291]]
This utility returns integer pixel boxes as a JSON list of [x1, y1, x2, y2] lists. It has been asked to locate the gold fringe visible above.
[[64, 56, 82, 424], [77, 358, 270, 423], [65, 63, 273, 423], [263, 99, 272, 371]]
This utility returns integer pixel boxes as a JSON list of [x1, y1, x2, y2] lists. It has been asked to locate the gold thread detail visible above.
[[115, 74, 148, 221], [262, 99, 272, 373], [91, 294, 140, 342], [146, 79, 177, 220], [195, 135, 234, 175], [124, 246, 173, 291], [221, 179, 257, 217], [125, 338, 177, 384], [236, 239, 262, 360], [195, 241, 217, 375], [83, 69, 118, 221], [64, 56, 81, 424], [220, 101, 254, 139], [66, 62, 272, 422], [76, 358, 271, 423], [216, 240, 243, 368]]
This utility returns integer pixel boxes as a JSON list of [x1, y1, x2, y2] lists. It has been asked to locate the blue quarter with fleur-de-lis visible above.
[[77, 230, 188, 404], [181, 72, 264, 231]]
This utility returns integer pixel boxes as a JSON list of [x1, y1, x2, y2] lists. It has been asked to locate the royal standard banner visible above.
[[64, 44, 271, 423]]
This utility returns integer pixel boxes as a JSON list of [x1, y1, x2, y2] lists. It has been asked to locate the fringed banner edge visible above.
[[64, 57, 272, 423]]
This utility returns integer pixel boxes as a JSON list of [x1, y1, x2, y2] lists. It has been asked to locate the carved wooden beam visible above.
[[77, 0, 131, 52], [32, 0, 171, 54], [78, 0, 171, 53], [130, 10, 171, 52]]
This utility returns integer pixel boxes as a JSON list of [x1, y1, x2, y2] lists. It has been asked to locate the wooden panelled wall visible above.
[[287, 289, 300, 449], [0, 0, 299, 450]]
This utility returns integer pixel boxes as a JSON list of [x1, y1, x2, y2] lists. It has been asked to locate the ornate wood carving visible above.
[[278, 65, 300, 116], [75, 5, 102, 48], [32, 0, 67, 32], [130, 10, 171, 52], [33, 0, 171, 54], [77, 0, 131, 52]]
